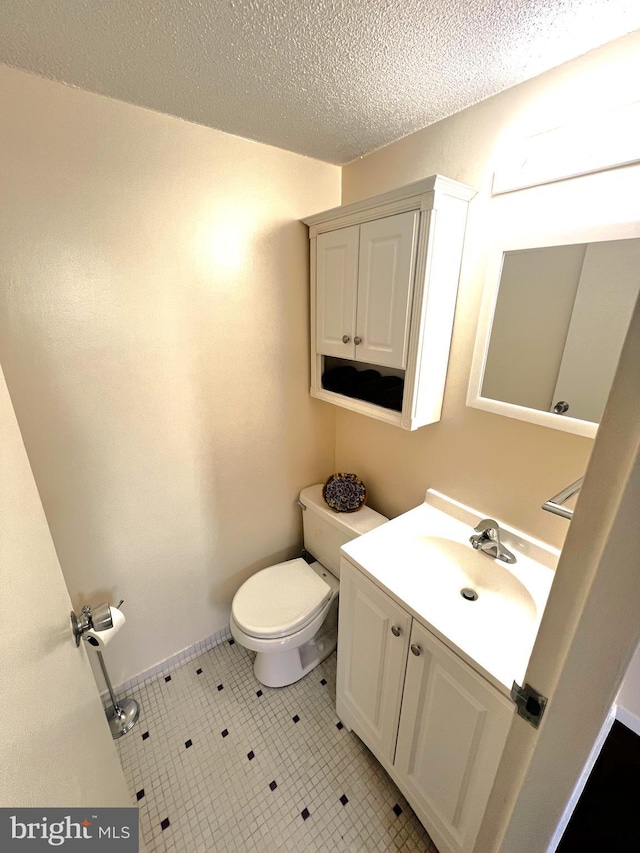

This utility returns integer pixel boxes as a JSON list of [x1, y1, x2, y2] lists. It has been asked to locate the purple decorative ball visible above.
[[322, 473, 367, 513]]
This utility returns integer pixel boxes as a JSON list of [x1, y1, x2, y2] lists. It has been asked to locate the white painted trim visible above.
[[493, 100, 640, 195], [303, 175, 475, 230], [545, 705, 616, 853], [308, 195, 426, 236], [615, 704, 640, 737], [310, 386, 403, 426]]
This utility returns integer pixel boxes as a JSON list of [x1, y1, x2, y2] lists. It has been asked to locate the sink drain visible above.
[[460, 587, 478, 601]]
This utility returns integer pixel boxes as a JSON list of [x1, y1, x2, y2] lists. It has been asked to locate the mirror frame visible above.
[[467, 221, 640, 438]]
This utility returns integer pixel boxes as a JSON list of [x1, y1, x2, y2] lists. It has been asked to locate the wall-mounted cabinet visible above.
[[337, 559, 513, 853], [304, 176, 476, 430]]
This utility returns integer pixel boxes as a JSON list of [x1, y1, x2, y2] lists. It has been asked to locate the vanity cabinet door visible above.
[[316, 225, 359, 359], [355, 211, 418, 369], [394, 621, 513, 853], [336, 561, 411, 765]]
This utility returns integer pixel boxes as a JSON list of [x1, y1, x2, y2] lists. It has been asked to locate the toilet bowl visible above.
[[230, 484, 388, 688], [231, 558, 340, 687]]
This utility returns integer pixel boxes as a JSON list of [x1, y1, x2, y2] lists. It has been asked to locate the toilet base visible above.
[[230, 572, 340, 689], [250, 596, 339, 688], [253, 626, 337, 688]]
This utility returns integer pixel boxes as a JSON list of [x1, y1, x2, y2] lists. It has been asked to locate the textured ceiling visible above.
[[0, 1, 639, 164]]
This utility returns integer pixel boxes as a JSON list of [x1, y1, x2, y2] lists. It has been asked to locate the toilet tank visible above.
[[300, 484, 388, 577]]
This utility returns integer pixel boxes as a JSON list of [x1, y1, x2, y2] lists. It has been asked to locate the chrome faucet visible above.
[[469, 519, 516, 564]]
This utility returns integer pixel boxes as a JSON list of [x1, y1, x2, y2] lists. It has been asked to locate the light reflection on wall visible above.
[[192, 217, 253, 285]]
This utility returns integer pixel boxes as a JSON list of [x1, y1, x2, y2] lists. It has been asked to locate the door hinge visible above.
[[511, 681, 548, 729]]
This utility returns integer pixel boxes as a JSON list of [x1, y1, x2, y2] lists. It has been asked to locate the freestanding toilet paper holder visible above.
[[71, 600, 140, 739]]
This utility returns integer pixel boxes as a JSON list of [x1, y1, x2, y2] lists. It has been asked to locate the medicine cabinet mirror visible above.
[[467, 234, 640, 438]]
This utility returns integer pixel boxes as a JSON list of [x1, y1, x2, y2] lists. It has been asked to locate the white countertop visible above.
[[341, 490, 558, 695]]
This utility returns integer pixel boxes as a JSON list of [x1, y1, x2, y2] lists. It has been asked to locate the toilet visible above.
[[230, 483, 388, 688]]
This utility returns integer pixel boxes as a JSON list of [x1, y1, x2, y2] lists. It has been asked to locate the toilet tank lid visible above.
[[300, 484, 388, 535]]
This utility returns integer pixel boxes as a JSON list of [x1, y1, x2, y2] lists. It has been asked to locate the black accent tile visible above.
[[292, 714, 300, 724], [340, 794, 348, 806], [185, 739, 192, 749], [196, 668, 203, 675], [320, 678, 327, 686], [161, 818, 170, 831], [217, 684, 224, 691], [269, 780, 277, 791], [164, 675, 172, 683], [221, 729, 229, 738], [228, 638, 235, 645], [247, 751, 255, 761], [136, 789, 145, 802], [393, 804, 403, 817], [142, 731, 149, 741], [256, 690, 263, 697], [336, 721, 344, 730], [301, 807, 310, 821]]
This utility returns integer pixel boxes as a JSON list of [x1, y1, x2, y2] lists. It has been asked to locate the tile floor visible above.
[[116, 638, 438, 852]]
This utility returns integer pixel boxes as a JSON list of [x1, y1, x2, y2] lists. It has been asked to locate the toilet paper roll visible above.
[[84, 605, 126, 650]]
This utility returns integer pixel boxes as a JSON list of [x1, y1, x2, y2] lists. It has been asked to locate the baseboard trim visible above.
[[102, 624, 232, 703]]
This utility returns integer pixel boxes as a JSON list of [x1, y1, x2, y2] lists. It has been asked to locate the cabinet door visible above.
[[395, 622, 513, 853], [336, 560, 411, 765], [316, 225, 359, 358], [355, 211, 418, 368]]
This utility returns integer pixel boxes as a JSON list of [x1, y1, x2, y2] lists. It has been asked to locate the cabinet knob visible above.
[[391, 625, 401, 637], [410, 644, 422, 656], [354, 336, 362, 345], [342, 335, 351, 344]]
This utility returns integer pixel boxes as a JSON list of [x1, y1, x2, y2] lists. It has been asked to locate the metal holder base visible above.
[[106, 697, 140, 739], [94, 649, 140, 739]]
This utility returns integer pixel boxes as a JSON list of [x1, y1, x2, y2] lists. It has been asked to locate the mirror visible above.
[[468, 236, 640, 437]]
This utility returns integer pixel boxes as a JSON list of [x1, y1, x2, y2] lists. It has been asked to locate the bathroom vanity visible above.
[[303, 176, 476, 431], [336, 491, 558, 853]]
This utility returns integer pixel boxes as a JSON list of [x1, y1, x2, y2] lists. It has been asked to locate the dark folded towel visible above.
[[374, 382, 404, 412], [342, 369, 381, 398], [322, 365, 402, 411], [322, 365, 357, 392], [357, 374, 402, 404]]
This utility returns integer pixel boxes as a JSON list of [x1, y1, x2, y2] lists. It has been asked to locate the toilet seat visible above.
[[232, 558, 332, 640]]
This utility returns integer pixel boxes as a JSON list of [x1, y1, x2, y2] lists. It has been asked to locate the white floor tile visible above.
[[115, 640, 438, 852]]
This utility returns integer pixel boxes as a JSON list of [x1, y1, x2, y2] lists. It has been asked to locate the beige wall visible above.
[[2, 32, 639, 694], [0, 65, 340, 686], [0, 365, 130, 807], [339, 32, 640, 548]]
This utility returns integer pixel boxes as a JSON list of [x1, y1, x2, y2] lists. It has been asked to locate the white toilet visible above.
[[230, 484, 387, 688]]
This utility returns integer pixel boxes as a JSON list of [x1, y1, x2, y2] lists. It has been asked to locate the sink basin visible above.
[[412, 535, 537, 624], [341, 490, 558, 693]]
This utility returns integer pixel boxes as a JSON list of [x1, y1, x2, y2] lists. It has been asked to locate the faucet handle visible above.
[[474, 518, 500, 533]]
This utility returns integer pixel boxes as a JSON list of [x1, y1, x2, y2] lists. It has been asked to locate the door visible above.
[[0, 366, 130, 807], [336, 560, 410, 765], [355, 210, 418, 368], [395, 621, 513, 853], [481, 287, 640, 853], [316, 225, 359, 359]]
